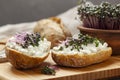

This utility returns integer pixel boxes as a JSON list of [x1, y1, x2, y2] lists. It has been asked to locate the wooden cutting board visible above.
[[0, 39, 120, 80], [0, 55, 120, 80]]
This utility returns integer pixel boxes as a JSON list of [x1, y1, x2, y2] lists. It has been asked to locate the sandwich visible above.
[[5, 32, 51, 69], [51, 33, 112, 67]]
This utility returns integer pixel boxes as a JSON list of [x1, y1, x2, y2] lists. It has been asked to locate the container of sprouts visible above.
[[77, 1, 120, 55]]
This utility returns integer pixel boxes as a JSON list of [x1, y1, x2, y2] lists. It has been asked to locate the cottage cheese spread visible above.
[[52, 42, 108, 54], [52, 33, 108, 54], [6, 37, 51, 56]]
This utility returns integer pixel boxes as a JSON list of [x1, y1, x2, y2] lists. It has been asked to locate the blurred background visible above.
[[0, 0, 119, 26]]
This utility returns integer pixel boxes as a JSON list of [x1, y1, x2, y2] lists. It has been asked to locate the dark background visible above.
[[0, 0, 119, 26]]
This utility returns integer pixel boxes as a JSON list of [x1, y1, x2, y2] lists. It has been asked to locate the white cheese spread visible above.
[[6, 37, 51, 56], [52, 42, 108, 54]]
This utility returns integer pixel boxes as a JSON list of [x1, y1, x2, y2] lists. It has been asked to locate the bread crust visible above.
[[50, 17, 71, 37], [5, 47, 49, 69], [34, 17, 71, 48], [52, 47, 112, 67]]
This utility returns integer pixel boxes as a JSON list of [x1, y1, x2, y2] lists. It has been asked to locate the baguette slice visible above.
[[52, 46, 112, 67], [5, 47, 50, 69]]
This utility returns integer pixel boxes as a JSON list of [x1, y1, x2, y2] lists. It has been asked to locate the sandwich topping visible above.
[[6, 32, 51, 56], [52, 34, 108, 54]]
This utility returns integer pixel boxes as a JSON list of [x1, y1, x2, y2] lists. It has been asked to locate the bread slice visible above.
[[5, 47, 50, 69], [52, 47, 112, 67], [5, 32, 51, 69]]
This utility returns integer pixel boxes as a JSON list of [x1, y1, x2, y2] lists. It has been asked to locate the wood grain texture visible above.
[[0, 39, 120, 80], [0, 55, 119, 80]]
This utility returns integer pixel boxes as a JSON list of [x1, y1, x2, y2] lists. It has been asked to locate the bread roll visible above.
[[51, 34, 112, 67], [6, 47, 49, 69], [52, 48, 112, 67], [5, 32, 51, 69], [34, 17, 71, 48]]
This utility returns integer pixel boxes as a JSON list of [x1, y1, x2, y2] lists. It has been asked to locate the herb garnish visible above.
[[59, 34, 104, 51], [14, 32, 41, 48], [59, 46, 63, 51], [22, 33, 41, 48], [41, 66, 56, 75]]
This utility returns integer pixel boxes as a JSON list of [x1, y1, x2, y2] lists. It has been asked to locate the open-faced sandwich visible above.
[[5, 32, 51, 69], [34, 17, 71, 48], [51, 33, 112, 67]]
